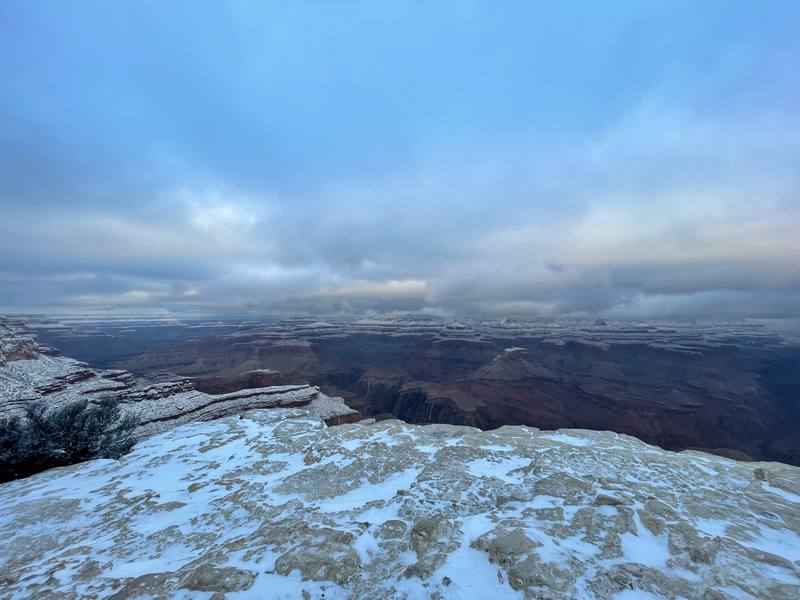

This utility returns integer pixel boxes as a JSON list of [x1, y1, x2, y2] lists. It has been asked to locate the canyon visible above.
[[23, 313, 800, 465], [0, 318, 358, 440]]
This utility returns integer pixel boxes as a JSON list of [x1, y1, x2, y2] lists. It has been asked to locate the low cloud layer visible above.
[[1, 2, 799, 317]]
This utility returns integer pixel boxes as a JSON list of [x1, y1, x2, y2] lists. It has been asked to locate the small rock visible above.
[[377, 519, 408, 540], [181, 564, 256, 592], [410, 517, 441, 558], [595, 494, 626, 506]]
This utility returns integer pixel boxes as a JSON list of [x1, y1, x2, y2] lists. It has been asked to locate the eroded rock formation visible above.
[[0, 318, 358, 435]]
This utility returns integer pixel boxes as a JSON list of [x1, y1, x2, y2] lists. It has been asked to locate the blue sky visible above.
[[1, 1, 799, 316]]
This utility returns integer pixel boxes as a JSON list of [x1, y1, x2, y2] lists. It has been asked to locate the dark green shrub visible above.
[[0, 398, 137, 483], [0, 415, 25, 483]]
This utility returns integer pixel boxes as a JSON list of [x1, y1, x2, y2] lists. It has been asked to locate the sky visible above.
[[1, 0, 799, 317]]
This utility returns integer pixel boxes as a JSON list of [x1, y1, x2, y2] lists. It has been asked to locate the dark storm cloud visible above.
[[1, 1, 799, 317]]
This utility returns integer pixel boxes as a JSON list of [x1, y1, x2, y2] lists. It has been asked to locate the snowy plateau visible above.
[[1, 410, 800, 599]]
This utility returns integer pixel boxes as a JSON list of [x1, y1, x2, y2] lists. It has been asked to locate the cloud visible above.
[[317, 279, 427, 301], [0, 2, 799, 317], [2, 104, 799, 316]]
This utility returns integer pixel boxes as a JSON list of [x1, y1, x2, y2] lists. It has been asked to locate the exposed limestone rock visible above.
[[0, 321, 39, 364], [180, 563, 257, 592], [275, 529, 361, 585], [0, 410, 798, 599], [405, 516, 462, 579]]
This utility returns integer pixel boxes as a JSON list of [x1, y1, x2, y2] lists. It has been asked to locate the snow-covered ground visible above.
[[1, 410, 798, 599]]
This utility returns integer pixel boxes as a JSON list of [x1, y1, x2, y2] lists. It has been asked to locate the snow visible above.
[[1, 407, 799, 599], [747, 523, 800, 561], [396, 514, 524, 600], [353, 529, 381, 564], [429, 544, 522, 600], [696, 518, 728, 538], [692, 462, 719, 477], [479, 444, 516, 452], [620, 513, 671, 568], [541, 432, 592, 447], [339, 438, 364, 452], [466, 455, 531, 483], [534, 531, 599, 564], [611, 592, 667, 600], [763, 483, 800, 504], [230, 572, 348, 600], [318, 467, 423, 513]]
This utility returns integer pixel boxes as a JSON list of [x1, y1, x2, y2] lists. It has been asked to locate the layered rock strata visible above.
[[23, 313, 800, 464], [0, 318, 358, 435]]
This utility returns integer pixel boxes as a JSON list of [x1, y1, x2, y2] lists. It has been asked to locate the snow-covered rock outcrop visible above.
[[0, 317, 359, 436], [1, 409, 798, 599]]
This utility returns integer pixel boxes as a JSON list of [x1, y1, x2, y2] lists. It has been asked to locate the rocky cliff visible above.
[[0, 408, 798, 599], [0, 318, 358, 436]]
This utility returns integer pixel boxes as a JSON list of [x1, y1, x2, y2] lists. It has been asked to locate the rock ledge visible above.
[[0, 411, 798, 599]]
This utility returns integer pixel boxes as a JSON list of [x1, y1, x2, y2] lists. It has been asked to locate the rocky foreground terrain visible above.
[[1, 408, 799, 599], [23, 313, 800, 464]]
